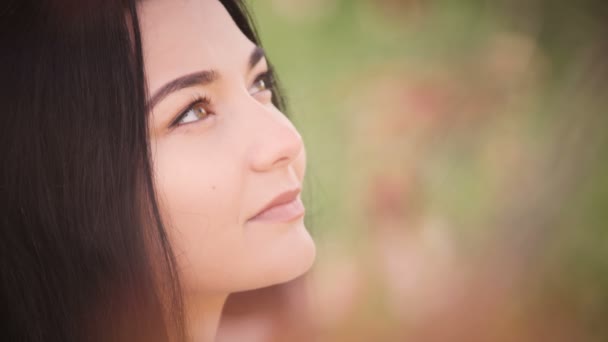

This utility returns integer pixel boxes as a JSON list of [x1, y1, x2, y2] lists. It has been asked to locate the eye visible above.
[[250, 71, 274, 97], [171, 96, 213, 127]]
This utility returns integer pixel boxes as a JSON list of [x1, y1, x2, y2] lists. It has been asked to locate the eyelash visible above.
[[169, 71, 275, 129], [170, 95, 212, 128], [252, 70, 275, 93]]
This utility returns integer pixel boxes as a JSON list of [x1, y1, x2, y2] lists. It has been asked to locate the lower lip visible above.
[[248, 196, 305, 223]]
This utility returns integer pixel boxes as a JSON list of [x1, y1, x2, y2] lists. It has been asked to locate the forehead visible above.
[[137, 0, 254, 95]]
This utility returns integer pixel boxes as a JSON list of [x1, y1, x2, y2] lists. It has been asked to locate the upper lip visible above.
[[248, 187, 301, 221]]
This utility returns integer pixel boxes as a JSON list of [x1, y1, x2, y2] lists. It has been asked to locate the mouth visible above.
[[247, 188, 305, 223]]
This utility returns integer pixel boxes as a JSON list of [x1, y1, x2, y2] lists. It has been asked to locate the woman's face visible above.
[[137, 0, 315, 294]]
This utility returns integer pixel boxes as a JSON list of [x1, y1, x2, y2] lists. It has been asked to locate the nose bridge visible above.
[[244, 98, 303, 172]]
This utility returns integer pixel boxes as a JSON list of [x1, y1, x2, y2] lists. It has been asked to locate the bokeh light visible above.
[[236, 1, 608, 340]]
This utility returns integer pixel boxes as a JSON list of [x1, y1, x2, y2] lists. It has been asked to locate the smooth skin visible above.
[[137, 0, 316, 340]]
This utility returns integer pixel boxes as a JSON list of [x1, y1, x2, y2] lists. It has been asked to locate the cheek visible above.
[[151, 138, 250, 290], [153, 138, 241, 224]]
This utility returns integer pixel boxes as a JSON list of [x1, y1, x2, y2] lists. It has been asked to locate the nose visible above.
[[248, 109, 304, 172]]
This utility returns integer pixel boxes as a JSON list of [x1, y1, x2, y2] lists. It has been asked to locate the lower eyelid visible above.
[[174, 113, 217, 131], [254, 90, 273, 102]]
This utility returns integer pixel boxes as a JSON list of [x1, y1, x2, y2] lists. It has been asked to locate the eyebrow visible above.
[[147, 46, 266, 110], [248, 46, 265, 70]]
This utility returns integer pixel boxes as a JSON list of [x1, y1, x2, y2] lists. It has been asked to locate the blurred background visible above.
[[245, 0, 607, 340]]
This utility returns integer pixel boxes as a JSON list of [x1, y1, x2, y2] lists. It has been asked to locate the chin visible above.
[[188, 222, 316, 294], [243, 222, 316, 292], [274, 228, 316, 285]]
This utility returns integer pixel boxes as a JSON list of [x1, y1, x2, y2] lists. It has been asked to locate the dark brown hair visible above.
[[0, 0, 288, 340]]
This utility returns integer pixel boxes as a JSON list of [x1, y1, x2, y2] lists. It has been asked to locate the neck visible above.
[[185, 292, 229, 342]]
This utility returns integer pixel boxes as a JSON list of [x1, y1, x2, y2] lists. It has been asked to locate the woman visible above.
[[0, 0, 316, 341]]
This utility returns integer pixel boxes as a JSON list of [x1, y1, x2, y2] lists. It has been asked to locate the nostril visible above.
[[272, 133, 301, 168]]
